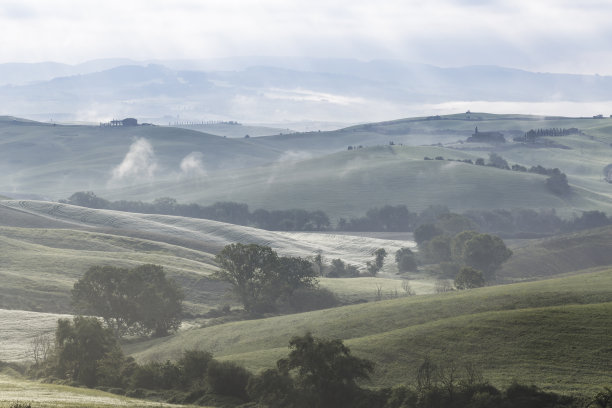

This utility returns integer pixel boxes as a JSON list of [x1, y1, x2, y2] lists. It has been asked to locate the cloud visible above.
[[109, 138, 157, 185], [179, 152, 207, 178], [1, 0, 612, 74]]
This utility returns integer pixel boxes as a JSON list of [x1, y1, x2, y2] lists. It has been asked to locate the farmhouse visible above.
[[466, 126, 505, 143], [101, 118, 138, 127]]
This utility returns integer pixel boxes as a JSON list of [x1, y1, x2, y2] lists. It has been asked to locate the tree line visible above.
[[63, 192, 612, 237], [25, 325, 607, 408], [62, 192, 330, 231]]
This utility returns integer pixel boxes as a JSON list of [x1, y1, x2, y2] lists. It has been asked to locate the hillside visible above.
[[127, 269, 612, 395], [0, 118, 282, 198], [102, 145, 612, 218], [0, 200, 416, 314], [499, 225, 612, 282]]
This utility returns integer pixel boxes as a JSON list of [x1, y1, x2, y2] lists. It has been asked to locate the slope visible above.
[[499, 225, 612, 282], [127, 269, 612, 395], [0, 118, 282, 198], [0, 200, 415, 314], [102, 145, 612, 218]]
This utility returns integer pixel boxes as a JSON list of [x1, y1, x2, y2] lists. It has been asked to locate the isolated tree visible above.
[[454, 267, 485, 289], [395, 247, 417, 272], [214, 243, 318, 313], [214, 243, 280, 313], [546, 172, 570, 196], [72, 264, 183, 337], [374, 248, 387, 269]]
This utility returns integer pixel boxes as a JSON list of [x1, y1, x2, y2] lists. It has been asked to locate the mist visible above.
[[109, 138, 158, 186]]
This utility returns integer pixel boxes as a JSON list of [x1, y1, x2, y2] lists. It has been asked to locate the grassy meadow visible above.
[[125, 269, 612, 395], [2, 113, 612, 405]]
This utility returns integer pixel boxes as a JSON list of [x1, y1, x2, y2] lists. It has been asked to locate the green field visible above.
[[499, 225, 612, 281], [4, 113, 612, 220], [101, 145, 612, 219], [126, 269, 612, 395], [0, 201, 418, 315]]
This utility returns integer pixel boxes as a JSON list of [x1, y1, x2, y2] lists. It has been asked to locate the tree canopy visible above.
[[72, 264, 183, 337], [214, 243, 319, 313]]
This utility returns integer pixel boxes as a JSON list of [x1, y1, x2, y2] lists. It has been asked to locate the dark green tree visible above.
[[546, 172, 570, 196], [395, 247, 417, 272], [462, 234, 512, 280], [53, 316, 125, 387], [252, 333, 374, 408], [454, 267, 485, 289], [214, 243, 318, 313], [72, 264, 183, 337], [414, 223, 443, 245]]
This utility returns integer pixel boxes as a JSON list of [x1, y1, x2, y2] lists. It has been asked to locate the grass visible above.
[[0, 374, 187, 407], [125, 268, 612, 395], [499, 225, 612, 281], [101, 145, 612, 219], [0, 201, 417, 315]]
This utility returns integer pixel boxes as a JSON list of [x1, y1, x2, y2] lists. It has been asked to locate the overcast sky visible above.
[[1, 0, 612, 74]]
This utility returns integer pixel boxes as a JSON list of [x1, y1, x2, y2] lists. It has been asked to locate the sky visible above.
[[2, 0, 612, 74]]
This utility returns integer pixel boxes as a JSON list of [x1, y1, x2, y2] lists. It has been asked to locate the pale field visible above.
[[0, 201, 416, 267], [0, 310, 71, 363], [0, 375, 186, 407]]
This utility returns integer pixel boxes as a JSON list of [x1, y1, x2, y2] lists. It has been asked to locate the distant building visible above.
[[466, 126, 506, 144], [101, 118, 138, 127]]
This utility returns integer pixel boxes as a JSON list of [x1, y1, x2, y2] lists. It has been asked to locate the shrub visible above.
[[206, 360, 251, 400]]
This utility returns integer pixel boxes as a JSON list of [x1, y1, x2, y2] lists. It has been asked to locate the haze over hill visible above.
[[3, 58, 612, 124]]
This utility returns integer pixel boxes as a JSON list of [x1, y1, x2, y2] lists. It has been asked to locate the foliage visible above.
[[53, 316, 125, 387], [250, 333, 375, 408], [487, 152, 510, 170], [214, 243, 319, 313], [414, 224, 444, 245], [461, 234, 512, 280], [454, 267, 485, 289], [64, 192, 330, 231], [327, 258, 360, 278], [367, 248, 388, 276], [546, 172, 571, 196], [72, 264, 183, 337], [423, 235, 452, 264], [206, 360, 252, 400], [395, 247, 417, 272]]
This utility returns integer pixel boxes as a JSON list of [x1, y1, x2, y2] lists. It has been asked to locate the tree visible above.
[[249, 334, 376, 408], [462, 234, 512, 280], [424, 235, 452, 264], [53, 316, 125, 387], [414, 223, 443, 245], [214, 243, 318, 313], [374, 248, 387, 269], [395, 247, 417, 272], [454, 267, 485, 289], [487, 152, 509, 170], [450, 230, 479, 262], [546, 172, 570, 196], [214, 243, 280, 313], [72, 264, 183, 337]]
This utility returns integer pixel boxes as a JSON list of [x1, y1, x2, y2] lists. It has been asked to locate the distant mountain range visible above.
[[2, 58, 612, 124]]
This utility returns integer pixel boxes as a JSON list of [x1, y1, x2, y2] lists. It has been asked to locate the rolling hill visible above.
[[126, 269, 612, 395], [0, 117, 283, 199], [0, 200, 416, 314], [101, 144, 612, 219]]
